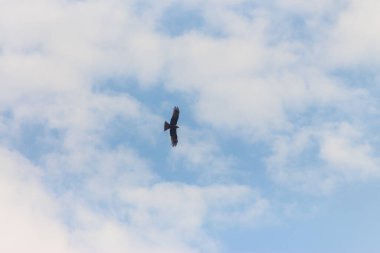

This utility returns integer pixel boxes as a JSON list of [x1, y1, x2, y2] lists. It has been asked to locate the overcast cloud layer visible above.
[[1, 0, 380, 252]]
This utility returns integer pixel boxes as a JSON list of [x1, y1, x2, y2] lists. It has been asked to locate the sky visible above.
[[0, 0, 380, 252]]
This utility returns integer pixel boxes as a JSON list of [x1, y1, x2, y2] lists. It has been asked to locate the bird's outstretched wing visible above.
[[170, 127, 178, 146], [170, 106, 180, 126]]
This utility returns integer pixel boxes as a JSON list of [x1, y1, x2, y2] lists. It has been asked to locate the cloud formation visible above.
[[0, 0, 379, 252]]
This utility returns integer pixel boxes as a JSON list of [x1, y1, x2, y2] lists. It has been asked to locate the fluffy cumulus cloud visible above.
[[0, 0, 380, 252], [0, 143, 267, 252], [325, 0, 380, 65], [0, 147, 76, 253]]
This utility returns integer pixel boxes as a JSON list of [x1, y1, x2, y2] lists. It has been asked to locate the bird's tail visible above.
[[164, 121, 170, 131]]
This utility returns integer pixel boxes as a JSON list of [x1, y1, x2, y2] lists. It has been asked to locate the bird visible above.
[[164, 106, 180, 147]]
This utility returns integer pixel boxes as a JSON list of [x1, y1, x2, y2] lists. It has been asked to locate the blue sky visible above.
[[0, 0, 380, 252]]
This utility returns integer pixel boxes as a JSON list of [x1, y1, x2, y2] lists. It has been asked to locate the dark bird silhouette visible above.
[[164, 106, 180, 147]]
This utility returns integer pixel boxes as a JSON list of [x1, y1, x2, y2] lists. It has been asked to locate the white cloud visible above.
[[0, 0, 380, 251], [152, 3, 365, 139], [325, 0, 380, 66], [275, 0, 346, 14], [267, 122, 380, 194], [0, 0, 367, 140], [0, 147, 78, 253], [168, 127, 236, 181], [121, 183, 269, 239], [319, 123, 380, 180], [0, 140, 268, 253]]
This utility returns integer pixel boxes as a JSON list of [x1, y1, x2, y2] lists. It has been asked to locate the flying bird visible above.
[[164, 106, 180, 147]]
